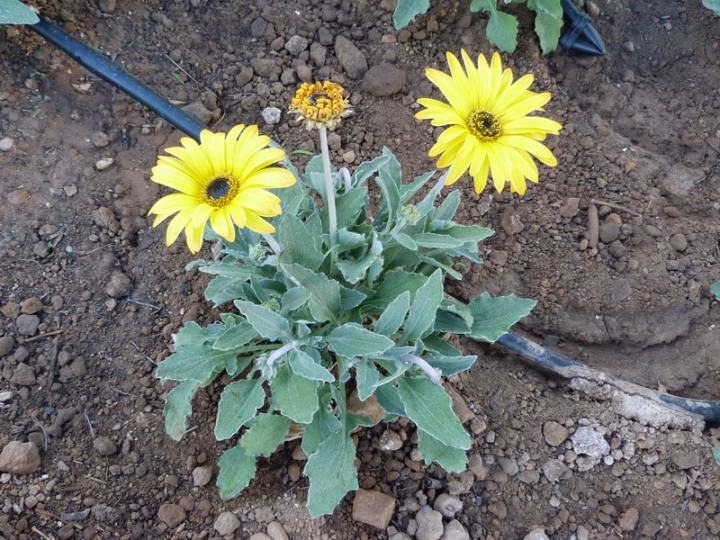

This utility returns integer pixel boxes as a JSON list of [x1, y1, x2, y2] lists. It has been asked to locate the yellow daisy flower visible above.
[[416, 50, 562, 195], [289, 81, 352, 131], [148, 125, 296, 253]]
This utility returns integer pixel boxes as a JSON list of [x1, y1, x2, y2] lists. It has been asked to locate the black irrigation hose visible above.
[[28, 16, 205, 141], [25, 13, 720, 425]]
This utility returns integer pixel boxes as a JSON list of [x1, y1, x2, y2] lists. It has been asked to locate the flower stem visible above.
[[319, 125, 337, 263], [267, 340, 300, 367], [262, 233, 281, 255], [400, 354, 442, 385]]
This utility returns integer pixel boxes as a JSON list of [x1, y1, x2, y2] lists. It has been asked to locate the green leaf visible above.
[[412, 232, 466, 249], [704, 0, 720, 15], [486, 9, 519, 53], [403, 270, 443, 342], [234, 300, 292, 341], [327, 323, 394, 358], [212, 320, 259, 351], [393, 0, 430, 29], [711, 281, 720, 300], [400, 171, 435, 203], [434, 310, 472, 334], [163, 380, 200, 441], [355, 360, 380, 401], [217, 445, 256, 500], [305, 429, 359, 517], [374, 291, 411, 337], [468, 293, 536, 342], [528, 0, 563, 54], [278, 213, 324, 271], [397, 376, 470, 450], [334, 187, 368, 230], [271, 364, 320, 424], [391, 231, 417, 250], [173, 321, 223, 347], [712, 447, 720, 465], [440, 223, 494, 243], [302, 388, 342, 455], [198, 261, 259, 280], [375, 149, 402, 231], [417, 430, 468, 472], [281, 287, 310, 314], [204, 275, 248, 306], [340, 287, 368, 311], [240, 413, 291, 457], [337, 233, 384, 284], [281, 263, 342, 323], [426, 355, 477, 377], [365, 269, 429, 311], [375, 383, 406, 417], [0, 0, 39, 24], [352, 153, 390, 186], [289, 349, 335, 382], [434, 190, 461, 221], [157, 345, 237, 383], [214, 378, 267, 440]]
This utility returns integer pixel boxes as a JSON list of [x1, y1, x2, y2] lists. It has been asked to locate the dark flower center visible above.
[[467, 111, 502, 141], [207, 178, 231, 200]]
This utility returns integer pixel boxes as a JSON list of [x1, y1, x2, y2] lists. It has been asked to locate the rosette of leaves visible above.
[[394, 0, 563, 54], [156, 148, 535, 517]]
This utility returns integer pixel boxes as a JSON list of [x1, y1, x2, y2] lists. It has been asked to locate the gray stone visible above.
[[192, 465, 213, 487], [671, 451, 700, 470], [250, 57, 282, 78], [93, 436, 117, 457], [618, 507, 639, 531], [498, 457, 518, 476], [0, 335, 14, 356], [599, 222, 621, 243], [361, 63, 406, 96], [659, 163, 704, 202], [284, 35, 308, 56], [516, 469, 540, 485], [266, 521, 289, 540], [157, 503, 186, 528], [280, 68, 296, 86], [440, 519, 470, 540], [181, 100, 214, 125], [310, 42, 327, 66], [433, 494, 462, 518], [352, 488, 395, 530], [541, 459, 571, 483], [10, 363, 36, 386], [235, 66, 254, 87], [20, 297, 43, 314], [571, 427, 609, 459], [334, 36, 368, 79], [95, 158, 114, 171], [487, 501, 507, 519], [523, 529, 550, 540], [500, 209, 524, 235], [0, 441, 40, 474], [249, 534, 272, 540], [105, 270, 132, 298], [213, 511, 240, 536], [542, 421, 569, 446], [559, 197, 580, 218], [93, 206, 119, 233], [468, 454, 487, 480], [16, 314, 40, 336], [0, 137, 14, 151], [261, 107, 282, 125], [416, 505, 444, 540], [670, 233, 687, 252]]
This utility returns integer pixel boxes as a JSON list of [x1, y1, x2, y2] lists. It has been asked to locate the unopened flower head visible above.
[[148, 125, 296, 253], [289, 81, 352, 131], [416, 50, 562, 195]]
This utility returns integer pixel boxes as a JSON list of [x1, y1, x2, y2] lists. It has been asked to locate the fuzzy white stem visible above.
[[262, 233, 281, 255], [338, 167, 352, 192], [401, 354, 442, 385], [319, 125, 337, 261], [267, 341, 299, 367]]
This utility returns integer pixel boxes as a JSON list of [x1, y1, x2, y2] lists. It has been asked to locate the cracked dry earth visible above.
[[1, 0, 720, 539]]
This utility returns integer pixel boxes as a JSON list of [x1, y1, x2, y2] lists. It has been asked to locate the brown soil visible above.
[[1, 0, 720, 539]]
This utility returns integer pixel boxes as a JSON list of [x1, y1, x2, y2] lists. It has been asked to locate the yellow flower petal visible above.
[[244, 213, 275, 234]]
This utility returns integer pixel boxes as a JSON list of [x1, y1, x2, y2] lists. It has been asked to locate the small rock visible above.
[[105, 270, 132, 298], [669, 233, 687, 252], [571, 427, 609, 459], [192, 465, 213, 487], [93, 206, 119, 233], [157, 503, 186, 528], [93, 436, 117, 457], [541, 459, 571, 483], [523, 529, 550, 540], [1, 302, 20, 318], [250, 57, 282, 78], [92, 131, 109, 148], [20, 297, 43, 314], [97, 0, 117, 13], [181, 100, 214, 125], [468, 454, 487, 480], [671, 451, 700, 470], [352, 489, 396, 530], [440, 519, 470, 540], [235, 66, 254, 87], [335, 35, 368, 79], [91, 503, 121, 523], [599, 222, 621, 243], [249, 534, 272, 540], [48, 408, 77, 438], [266, 521, 289, 540], [542, 421, 569, 446], [559, 197, 580, 218], [415, 505, 444, 540], [433, 494, 462, 518], [284, 35, 308, 55], [213, 511, 241, 536], [487, 501, 507, 519], [262, 107, 282, 125], [516, 469, 540, 484], [498, 457, 518, 476], [379, 430, 403, 451], [0, 336, 14, 356], [361, 63, 406, 96], [0, 441, 41, 475], [0, 137, 14, 151], [16, 314, 40, 336], [500, 208, 524, 235], [310, 42, 327, 66], [95, 158, 114, 171], [618, 507, 639, 531], [10, 363, 36, 386]]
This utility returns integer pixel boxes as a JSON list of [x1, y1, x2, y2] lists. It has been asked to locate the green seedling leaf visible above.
[[240, 413, 291, 457], [212, 320, 259, 351], [163, 380, 200, 441], [302, 388, 342, 455], [281, 263, 342, 323], [711, 281, 720, 300], [355, 359, 380, 401], [214, 378, 267, 440], [417, 429, 468, 472], [425, 354, 477, 377], [366, 269, 429, 311], [375, 383, 406, 417], [528, 0, 563, 54], [468, 293, 536, 342], [217, 445, 256, 500], [440, 223, 494, 243], [173, 320, 223, 347], [278, 213, 324, 271], [411, 232, 466, 249], [204, 275, 248, 306], [0, 0, 39, 24], [271, 364, 320, 424], [403, 269, 443, 342], [472, 0, 519, 52], [352, 153, 389, 186], [305, 428, 359, 517], [434, 310, 472, 334], [393, 0, 430, 29], [712, 447, 720, 465], [705, 0, 720, 15], [434, 190, 461, 221], [327, 323, 394, 358], [157, 345, 237, 383], [398, 376, 471, 450], [289, 349, 335, 382], [374, 291, 411, 337], [234, 300, 292, 341]]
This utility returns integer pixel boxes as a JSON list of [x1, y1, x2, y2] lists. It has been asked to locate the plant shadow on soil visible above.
[[1, 0, 720, 538]]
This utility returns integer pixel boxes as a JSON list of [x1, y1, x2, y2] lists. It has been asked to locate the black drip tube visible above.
[[24, 15, 720, 424], [28, 15, 205, 141]]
